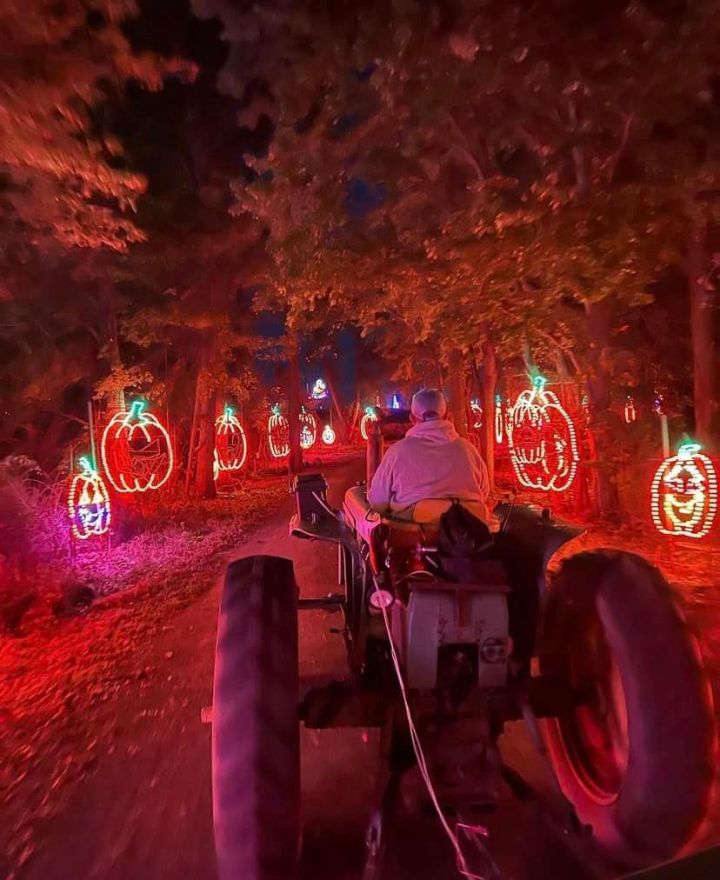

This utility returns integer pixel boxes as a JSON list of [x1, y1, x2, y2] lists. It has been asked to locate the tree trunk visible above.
[[322, 356, 348, 440], [585, 298, 620, 517], [194, 375, 217, 499], [688, 226, 717, 446], [447, 349, 469, 437], [100, 277, 125, 410], [481, 337, 497, 491], [287, 334, 303, 474]]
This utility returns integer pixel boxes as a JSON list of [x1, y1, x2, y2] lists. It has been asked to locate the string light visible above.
[[268, 403, 290, 459], [507, 376, 579, 493], [392, 394, 401, 410], [652, 390, 664, 416], [100, 400, 174, 493], [322, 424, 336, 445], [214, 406, 248, 480], [624, 394, 637, 424], [67, 456, 111, 540], [494, 394, 503, 444], [360, 406, 378, 441], [470, 399, 483, 429], [651, 441, 718, 539]]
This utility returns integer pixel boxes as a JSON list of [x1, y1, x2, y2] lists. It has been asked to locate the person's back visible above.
[[367, 389, 490, 517]]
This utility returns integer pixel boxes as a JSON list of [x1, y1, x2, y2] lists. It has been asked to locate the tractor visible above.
[[210, 410, 717, 880]]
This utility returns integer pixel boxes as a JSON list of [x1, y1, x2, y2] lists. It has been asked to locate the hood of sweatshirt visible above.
[[405, 418, 459, 443]]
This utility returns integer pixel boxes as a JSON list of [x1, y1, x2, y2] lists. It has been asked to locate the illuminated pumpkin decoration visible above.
[[67, 457, 111, 540], [470, 399, 483, 429], [494, 394, 504, 444], [651, 442, 717, 539], [508, 376, 579, 493], [624, 395, 637, 424], [360, 406, 378, 441], [101, 400, 174, 493], [299, 407, 317, 450], [311, 378, 328, 399], [322, 424, 336, 445], [268, 404, 290, 459], [213, 406, 248, 480]]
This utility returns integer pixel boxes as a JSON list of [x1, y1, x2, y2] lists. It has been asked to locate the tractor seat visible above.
[[342, 486, 492, 546]]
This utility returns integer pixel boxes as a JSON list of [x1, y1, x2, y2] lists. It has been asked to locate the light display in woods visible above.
[[299, 407, 318, 450], [651, 442, 718, 539], [311, 378, 328, 399], [470, 399, 483, 429], [268, 404, 290, 459], [213, 406, 248, 480], [67, 457, 111, 540], [508, 376, 580, 493], [360, 406, 378, 441], [101, 400, 174, 493], [624, 395, 637, 424], [494, 394, 504, 444], [322, 424, 336, 445]]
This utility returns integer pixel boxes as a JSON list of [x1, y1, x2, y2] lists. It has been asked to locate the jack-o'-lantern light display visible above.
[[507, 376, 580, 493], [494, 394, 504, 444], [299, 407, 317, 450], [67, 457, 111, 540], [322, 424, 336, 445], [100, 400, 174, 493], [213, 406, 248, 481], [470, 399, 483, 429], [624, 395, 637, 424], [651, 442, 718, 539], [268, 404, 290, 459], [360, 406, 378, 441]]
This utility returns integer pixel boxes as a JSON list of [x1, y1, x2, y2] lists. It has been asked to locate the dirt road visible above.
[[14, 458, 606, 880]]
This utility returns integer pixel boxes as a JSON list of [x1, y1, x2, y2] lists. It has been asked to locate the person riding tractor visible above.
[[368, 387, 491, 524]]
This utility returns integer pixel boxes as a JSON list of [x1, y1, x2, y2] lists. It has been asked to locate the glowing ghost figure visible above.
[[508, 376, 580, 493], [651, 442, 718, 539], [311, 378, 328, 399]]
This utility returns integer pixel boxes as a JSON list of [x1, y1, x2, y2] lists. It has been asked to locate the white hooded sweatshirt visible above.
[[367, 418, 490, 514]]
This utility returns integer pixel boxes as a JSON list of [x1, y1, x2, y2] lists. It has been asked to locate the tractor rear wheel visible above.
[[540, 551, 716, 868], [212, 555, 300, 880]]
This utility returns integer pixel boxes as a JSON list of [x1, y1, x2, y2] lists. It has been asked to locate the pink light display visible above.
[[494, 394, 504, 444], [67, 456, 111, 540], [100, 400, 174, 493], [507, 376, 579, 493], [470, 399, 483, 429]]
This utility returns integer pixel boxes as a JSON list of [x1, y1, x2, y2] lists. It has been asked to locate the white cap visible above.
[[411, 388, 448, 421]]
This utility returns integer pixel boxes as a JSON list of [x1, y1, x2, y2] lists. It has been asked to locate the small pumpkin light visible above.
[[299, 407, 317, 450], [268, 404, 290, 459], [214, 406, 248, 480], [651, 441, 718, 539], [68, 457, 111, 540]]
